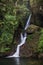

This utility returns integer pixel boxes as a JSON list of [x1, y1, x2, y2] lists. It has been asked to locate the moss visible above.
[[27, 34, 34, 41], [26, 25, 43, 53], [26, 25, 41, 53], [38, 28, 43, 53], [0, 0, 30, 54]]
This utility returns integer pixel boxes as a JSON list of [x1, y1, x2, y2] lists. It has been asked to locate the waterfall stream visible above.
[[7, 14, 32, 58]]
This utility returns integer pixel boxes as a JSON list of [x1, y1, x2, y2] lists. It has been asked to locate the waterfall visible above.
[[7, 14, 32, 58], [25, 14, 32, 30]]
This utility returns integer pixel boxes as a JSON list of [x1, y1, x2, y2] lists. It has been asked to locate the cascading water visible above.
[[7, 14, 32, 58], [25, 14, 32, 30]]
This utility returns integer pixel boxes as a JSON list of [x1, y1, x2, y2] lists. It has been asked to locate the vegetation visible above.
[[0, 0, 18, 52], [38, 29, 43, 53], [30, 0, 43, 54], [0, 0, 29, 53], [0, 0, 43, 57]]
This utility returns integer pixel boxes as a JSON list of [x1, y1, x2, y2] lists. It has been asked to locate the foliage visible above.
[[0, 0, 18, 52], [16, 4, 30, 28], [38, 29, 43, 53], [0, 0, 30, 52]]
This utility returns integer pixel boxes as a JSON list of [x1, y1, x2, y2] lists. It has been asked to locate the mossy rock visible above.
[[26, 24, 40, 34], [20, 25, 41, 57]]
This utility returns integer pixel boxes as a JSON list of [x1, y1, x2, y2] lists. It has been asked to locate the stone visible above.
[[26, 24, 40, 34]]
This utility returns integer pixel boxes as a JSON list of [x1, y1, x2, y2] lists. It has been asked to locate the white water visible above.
[[25, 14, 32, 30], [7, 14, 32, 58]]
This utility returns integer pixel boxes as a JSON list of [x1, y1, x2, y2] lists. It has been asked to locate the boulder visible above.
[[26, 24, 40, 34]]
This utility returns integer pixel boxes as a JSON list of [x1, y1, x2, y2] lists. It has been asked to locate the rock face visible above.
[[30, 0, 43, 27], [20, 24, 41, 57], [30, 0, 43, 15]]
